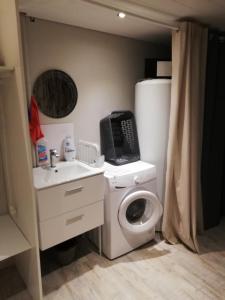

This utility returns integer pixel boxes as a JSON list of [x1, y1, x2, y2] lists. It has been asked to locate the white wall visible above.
[[23, 17, 169, 146]]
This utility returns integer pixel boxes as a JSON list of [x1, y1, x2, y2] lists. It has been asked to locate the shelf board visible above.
[[0, 215, 31, 262], [0, 66, 14, 78]]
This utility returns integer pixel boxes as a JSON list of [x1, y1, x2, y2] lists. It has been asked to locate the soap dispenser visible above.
[[63, 136, 76, 161]]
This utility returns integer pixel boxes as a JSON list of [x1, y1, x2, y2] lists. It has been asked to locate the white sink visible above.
[[33, 160, 103, 190]]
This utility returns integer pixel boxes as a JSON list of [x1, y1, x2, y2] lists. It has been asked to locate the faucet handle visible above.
[[50, 148, 57, 155], [50, 149, 60, 157]]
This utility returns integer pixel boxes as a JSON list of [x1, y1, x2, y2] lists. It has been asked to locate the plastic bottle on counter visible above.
[[63, 136, 76, 161], [36, 138, 49, 166]]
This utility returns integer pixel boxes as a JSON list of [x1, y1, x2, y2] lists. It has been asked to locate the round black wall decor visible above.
[[33, 69, 78, 118]]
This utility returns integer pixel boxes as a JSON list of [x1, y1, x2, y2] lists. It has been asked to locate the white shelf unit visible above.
[[0, 66, 14, 79], [0, 214, 31, 262]]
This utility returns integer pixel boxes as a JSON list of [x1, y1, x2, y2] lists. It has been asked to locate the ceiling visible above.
[[127, 0, 225, 29], [19, 0, 225, 44], [18, 0, 172, 44]]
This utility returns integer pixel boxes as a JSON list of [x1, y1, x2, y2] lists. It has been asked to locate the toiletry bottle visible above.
[[63, 136, 76, 161], [36, 138, 49, 166]]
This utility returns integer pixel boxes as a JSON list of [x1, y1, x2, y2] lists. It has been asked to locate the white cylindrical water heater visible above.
[[135, 79, 171, 204]]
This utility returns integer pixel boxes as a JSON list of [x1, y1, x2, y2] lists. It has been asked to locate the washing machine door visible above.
[[118, 190, 163, 234]]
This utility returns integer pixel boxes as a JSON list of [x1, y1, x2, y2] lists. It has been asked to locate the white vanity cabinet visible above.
[[35, 174, 104, 250]]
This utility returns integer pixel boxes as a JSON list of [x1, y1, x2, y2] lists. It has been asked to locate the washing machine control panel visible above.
[[109, 171, 155, 190]]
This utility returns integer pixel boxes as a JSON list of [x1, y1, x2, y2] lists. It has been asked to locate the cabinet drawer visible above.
[[37, 174, 104, 221], [39, 200, 104, 250]]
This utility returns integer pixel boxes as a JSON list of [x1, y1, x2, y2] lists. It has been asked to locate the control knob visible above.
[[134, 175, 141, 185]]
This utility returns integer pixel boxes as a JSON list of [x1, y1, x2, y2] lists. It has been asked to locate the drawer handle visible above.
[[66, 214, 84, 225], [65, 186, 83, 196]]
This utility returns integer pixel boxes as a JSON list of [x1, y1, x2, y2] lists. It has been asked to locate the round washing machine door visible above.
[[118, 190, 163, 234]]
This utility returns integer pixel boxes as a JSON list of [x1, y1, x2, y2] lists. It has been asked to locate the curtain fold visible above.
[[162, 22, 208, 252], [0, 94, 7, 215]]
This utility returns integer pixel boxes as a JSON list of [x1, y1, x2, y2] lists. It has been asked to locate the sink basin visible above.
[[33, 160, 103, 190]]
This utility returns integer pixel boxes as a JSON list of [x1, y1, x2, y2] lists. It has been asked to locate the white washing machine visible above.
[[102, 161, 163, 259]]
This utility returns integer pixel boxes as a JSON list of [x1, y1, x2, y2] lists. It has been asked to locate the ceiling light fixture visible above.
[[118, 12, 126, 19]]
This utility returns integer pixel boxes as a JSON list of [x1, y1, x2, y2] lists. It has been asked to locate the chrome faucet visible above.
[[49, 149, 60, 168]]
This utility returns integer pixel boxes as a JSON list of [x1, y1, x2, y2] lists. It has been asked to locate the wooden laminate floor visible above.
[[42, 220, 225, 300], [2, 220, 225, 300]]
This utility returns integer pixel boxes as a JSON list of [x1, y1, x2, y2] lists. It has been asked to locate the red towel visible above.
[[29, 96, 44, 144]]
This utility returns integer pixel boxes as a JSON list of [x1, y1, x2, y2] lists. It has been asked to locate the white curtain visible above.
[[162, 22, 208, 252]]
